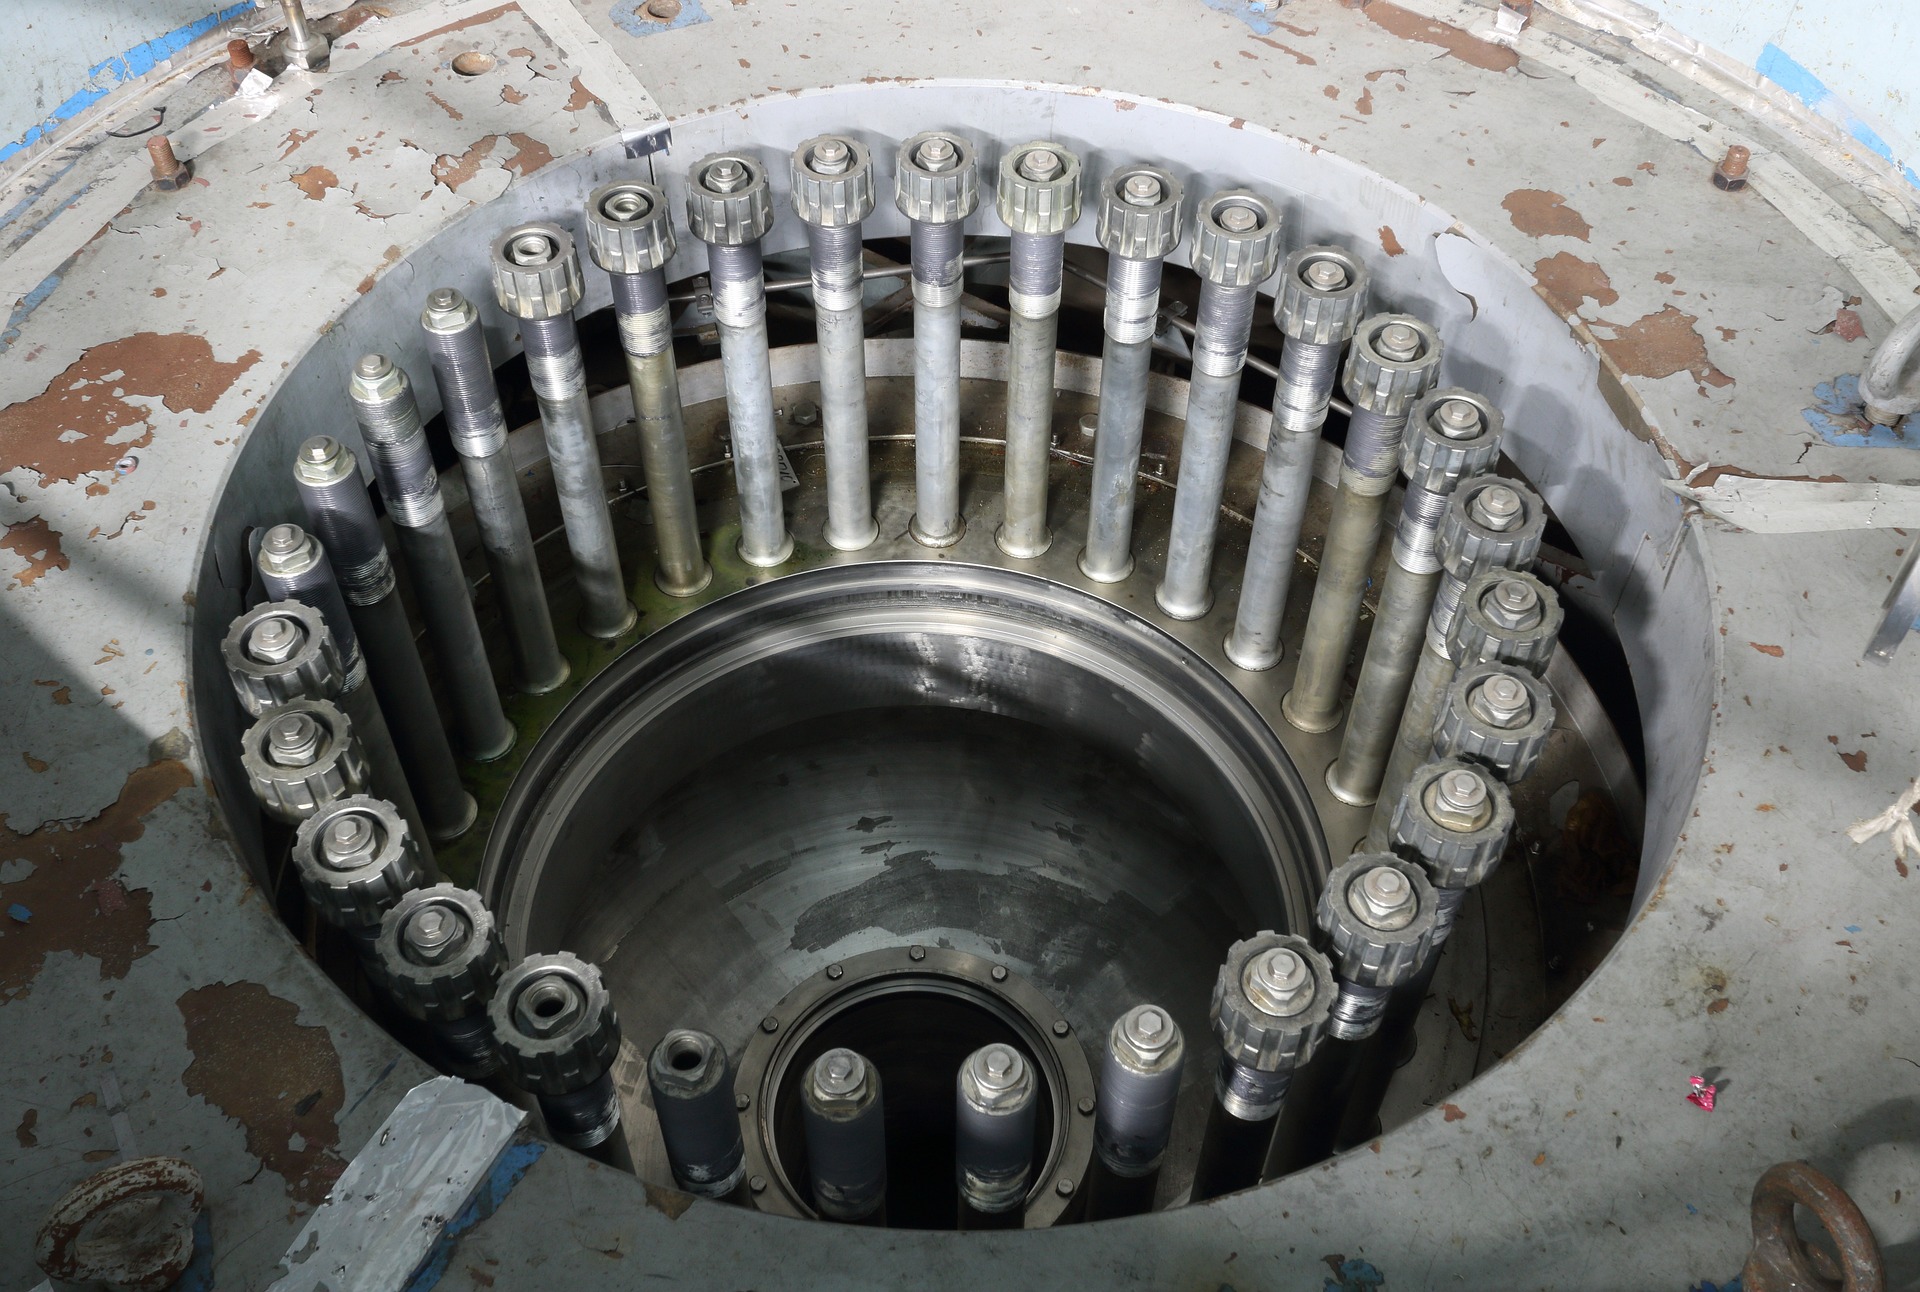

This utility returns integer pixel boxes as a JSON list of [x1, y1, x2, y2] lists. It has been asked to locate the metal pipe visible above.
[[1079, 164, 1185, 584], [687, 154, 791, 568], [348, 354, 515, 763], [583, 182, 714, 595], [255, 521, 440, 848], [490, 952, 631, 1170], [994, 141, 1082, 559], [1190, 933, 1334, 1201], [791, 136, 880, 552], [1085, 1004, 1184, 1219], [1328, 390, 1503, 805], [801, 1047, 887, 1224], [1283, 315, 1443, 732], [1224, 246, 1370, 671], [492, 223, 637, 636], [1329, 762, 1513, 1152], [647, 1029, 746, 1200], [274, 0, 328, 70], [420, 289, 570, 694], [1367, 478, 1549, 844], [895, 131, 980, 548], [371, 885, 507, 1083], [1156, 190, 1282, 620], [955, 1043, 1037, 1226], [291, 444, 473, 842]]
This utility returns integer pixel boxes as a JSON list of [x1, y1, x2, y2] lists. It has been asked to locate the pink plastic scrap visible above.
[[1687, 1075, 1717, 1111]]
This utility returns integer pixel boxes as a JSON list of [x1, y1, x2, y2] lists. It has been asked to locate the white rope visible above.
[[1846, 778, 1920, 858]]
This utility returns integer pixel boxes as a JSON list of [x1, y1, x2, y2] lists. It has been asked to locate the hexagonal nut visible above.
[[584, 181, 676, 275], [790, 135, 877, 228], [222, 599, 342, 716], [1434, 663, 1556, 783], [1190, 189, 1283, 288], [1439, 476, 1548, 579], [1316, 854, 1438, 989], [685, 152, 775, 245], [1097, 164, 1185, 260], [491, 223, 583, 320], [1402, 388, 1505, 491], [1274, 244, 1371, 345], [894, 131, 980, 225], [1387, 759, 1515, 890], [996, 141, 1082, 236], [1344, 314, 1443, 415], [489, 952, 621, 1095], [1449, 568, 1564, 674], [290, 796, 427, 932], [149, 160, 194, 192], [371, 884, 506, 1023], [239, 699, 367, 823], [1209, 931, 1334, 1072]]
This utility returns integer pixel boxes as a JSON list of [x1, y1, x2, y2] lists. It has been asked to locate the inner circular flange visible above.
[[738, 946, 1094, 1228], [480, 560, 1329, 1206]]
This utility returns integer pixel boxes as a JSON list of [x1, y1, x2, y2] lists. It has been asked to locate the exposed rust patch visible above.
[[290, 165, 338, 201], [35, 680, 72, 705], [644, 1181, 696, 1219], [1533, 251, 1617, 313], [1378, 225, 1404, 257], [22, 753, 48, 773], [355, 244, 405, 296], [398, 1, 518, 46], [1749, 642, 1784, 657], [2, 518, 69, 588], [425, 90, 465, 121], [1361, 1, 1518, 72], [1502, 189, 1591, 241], [1441, 1102, 1466, 1122], [1355, 86, 1374, 114], [0, 334, 260, 487], [1834, 307, 1865, 342], [279, 128, 316, 159], [499, 83, 528, 105], [178, 981, 346, 1206], [1253, 34, 1316, 64], [1594, 306, 1731, 390], [430, 132, 553, 191], [14, 1108, 36, 1146], [1706, 997, 1730, 1014], [563, 76, 601, 111], [0, 754, 192, 1002]]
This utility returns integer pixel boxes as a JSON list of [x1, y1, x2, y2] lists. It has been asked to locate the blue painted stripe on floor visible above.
[[0, 2, 254, 163]]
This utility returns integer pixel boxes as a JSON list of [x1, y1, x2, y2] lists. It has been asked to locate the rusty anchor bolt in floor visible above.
[[229, 38, 257, 89], [147, 136, 193, 191], [1713, 145, 1751, 192]]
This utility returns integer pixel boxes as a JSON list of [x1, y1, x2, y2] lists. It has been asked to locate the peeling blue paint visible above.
[[610, 0, 714, 38], [2, 263, 72, 356], [1757, 44, 1920, 191], [1690, 1278, 1743, 1292], [1324, 1258, 1386, 1291], [1801, 373, 1914, 449], [1201, 0, 1279, 37], [401, 1137, 546, 1292], [0, 3, 253, 163]]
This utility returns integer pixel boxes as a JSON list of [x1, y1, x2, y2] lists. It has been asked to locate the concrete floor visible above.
[[1, 0, 1917, 1286]]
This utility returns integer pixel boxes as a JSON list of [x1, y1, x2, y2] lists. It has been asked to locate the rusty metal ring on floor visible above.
[[1740, 1160, 1885, 1292], [33, 1154, 206, 1292]]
